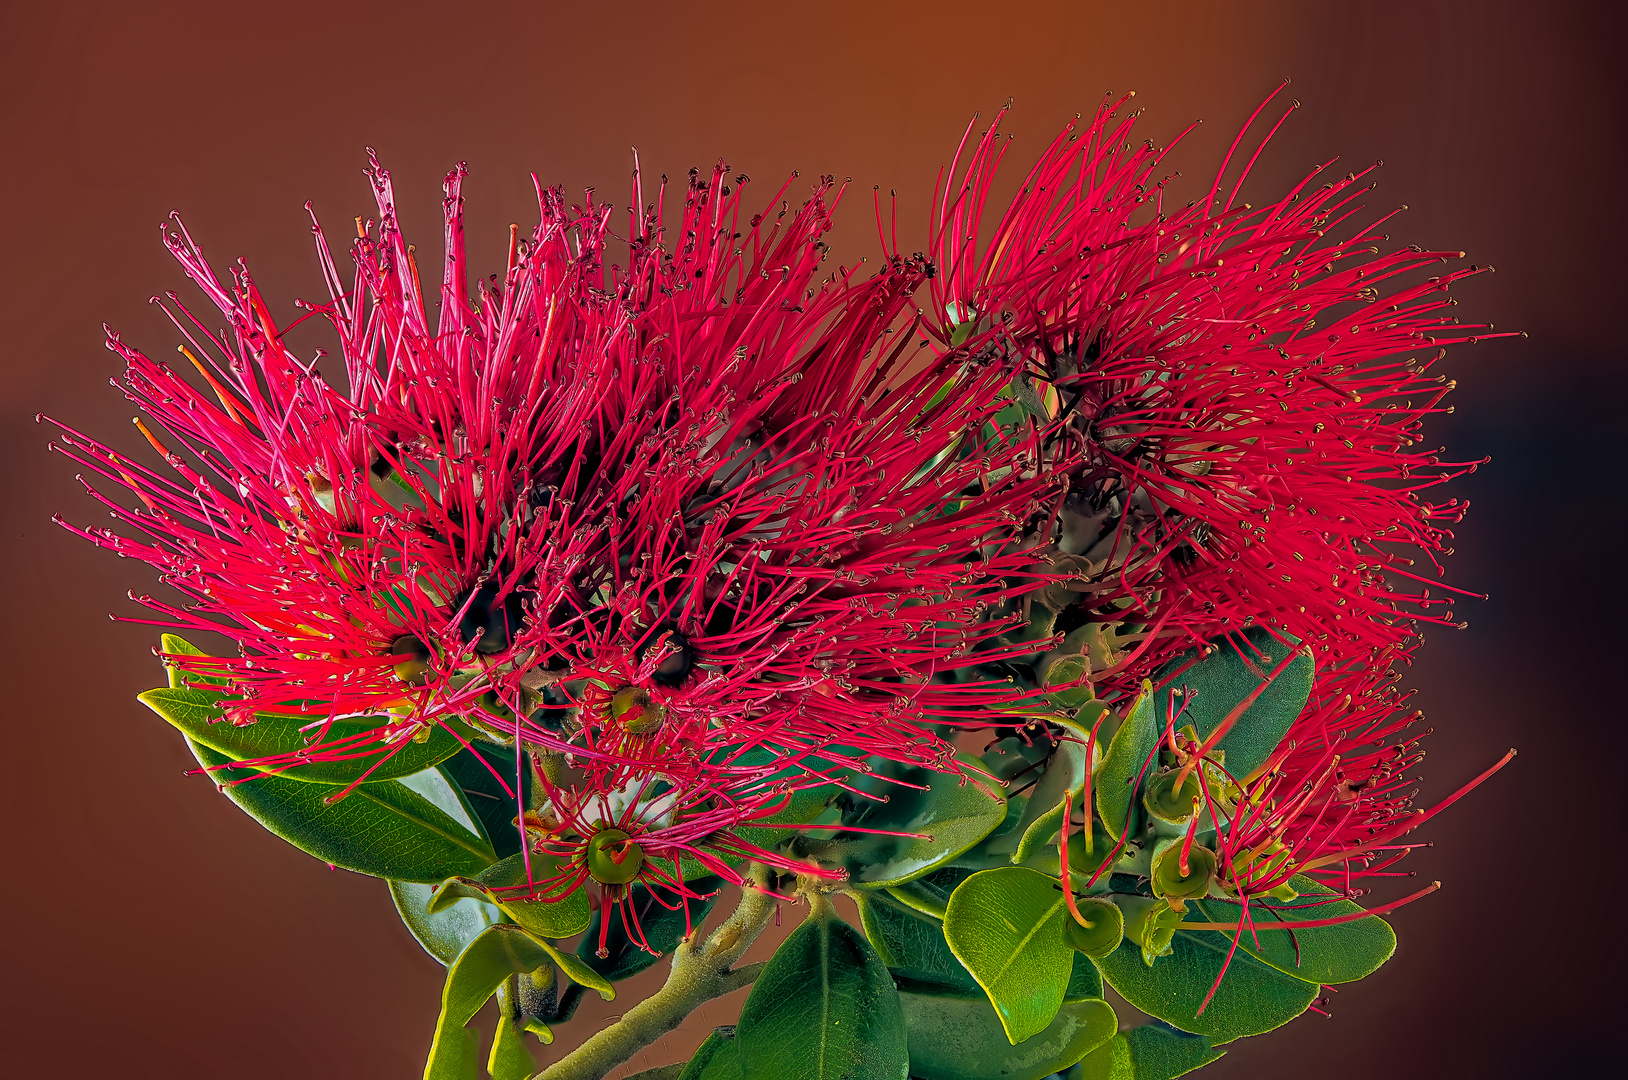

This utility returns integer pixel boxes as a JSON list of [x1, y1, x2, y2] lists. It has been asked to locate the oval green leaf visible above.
[[942, 866, 1076, 1044], [1186, 874, 1395, 984], [389, 879, 505, 966], [678, 1028, 742, 1080], [1152, 628, 1314, 780], [437, 743, 530, 860], [855, 888, 982, 998], [734, 908, 909, 1080], [142, 686, 471, 785], [432, 852, 594, 940], [424, 925, 553, 1080], [1095, 688, 1158, 842], [1094, 918, 1319, 1043], [1074, 1023, 1226, 1079], [901, 992, 1114, 1080], [188, 740, 495, 881], [795, 753, 1007, 888]]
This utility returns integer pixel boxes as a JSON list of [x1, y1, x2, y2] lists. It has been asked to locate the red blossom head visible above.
[[46, 152, 1089, 807]]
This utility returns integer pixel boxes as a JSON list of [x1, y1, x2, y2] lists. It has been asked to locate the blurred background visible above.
[[2, 1, 1622, 1076]]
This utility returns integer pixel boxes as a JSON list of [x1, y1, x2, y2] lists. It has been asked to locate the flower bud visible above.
[[1117, 895, 1186, 966], [1143, 767, 1206, 837]]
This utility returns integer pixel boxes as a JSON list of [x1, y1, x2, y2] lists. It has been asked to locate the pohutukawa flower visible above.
[[910, 90, 1518, 935], [46, 152, 1087, 817], [53, 89, 1513, 1077], [925, 90, 1516, 679]]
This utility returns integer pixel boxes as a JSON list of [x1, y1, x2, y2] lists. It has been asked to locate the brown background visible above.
[[2, 1, 1623, 1076]]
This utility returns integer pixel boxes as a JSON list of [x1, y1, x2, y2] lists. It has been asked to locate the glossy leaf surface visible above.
[[1095, 923, 1318, 1042], [678, 1029, 741, 1080], [734, 908, 909, 1079], [390, 879, 505, 966], [794, 754, 1006, 888], [1073, 1022, 1225, 1079], [854, 888, 981, 997], [188, 741, 495, 882], [439, 743, 530, 860], [424, 926, 553, 1080], [1095, 689, 1158, 841], [900, 992, 1115, 1080], [433, 852, 593, 940], [1187, 875, 1395, 984], [142, 686, 469, 784], [1152, 628, 1314, 780], [943, 866, 1075, 1044]]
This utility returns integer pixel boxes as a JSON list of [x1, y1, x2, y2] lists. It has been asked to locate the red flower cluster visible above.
[[52, 88, 1511, 935], [48, 149, 1079, 901]]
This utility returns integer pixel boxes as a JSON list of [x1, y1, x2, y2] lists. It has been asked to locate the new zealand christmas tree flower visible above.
[[47, 87, 1513, 1080]]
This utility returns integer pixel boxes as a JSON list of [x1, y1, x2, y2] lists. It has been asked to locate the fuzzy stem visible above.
[[537, 866, 777, 1080]]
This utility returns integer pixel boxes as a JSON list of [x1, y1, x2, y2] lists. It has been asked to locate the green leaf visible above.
[[578, 877, 721, 981], [1065, 950, 1104, 1002], [487, 980, 538, 1080], [439, 743, 530, 860], [535, 936, 615, 1001], [901, 992, 1115, 1080], [1152, 628, 1314, 780], [424, 925, 552, 1080], [1094, 919, 1319, 1043], [942, 866, 1076, 1044], [734, 906, 910, 1080], [1072, 1024, 1225, 1079], [1095, 687, 1158, 842], [1011, 719, 1097, 860], [160, 633, 229, 687], [140, 686, 471, 785], [794, 753, 1007, 888], [433, 852, 593, 940], [735, 784, 839, 852], [389, 879, 505, 966], [854, 888, 982, 998], [678, 1028, 742, 1080], [187, 740, 496, 881], [1186, 874, 1395, 984]]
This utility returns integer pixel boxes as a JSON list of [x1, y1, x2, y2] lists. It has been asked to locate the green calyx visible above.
[[1063, 898, 1124, 958], [609, 686, 665, 734], [1118, 896, 1186, 966], [1143, 767, 1205, 825], [585, 829, 645, 885], [1151, 841, 1218, 901]]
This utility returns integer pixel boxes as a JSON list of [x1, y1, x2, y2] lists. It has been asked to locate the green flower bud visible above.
[[585, 829, 645, 885], [1063, 898, 1124, 958]]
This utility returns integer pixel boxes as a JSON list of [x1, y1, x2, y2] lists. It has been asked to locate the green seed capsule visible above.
[[585, 829, 645, 885], [1063, 898, 1125, 958]]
